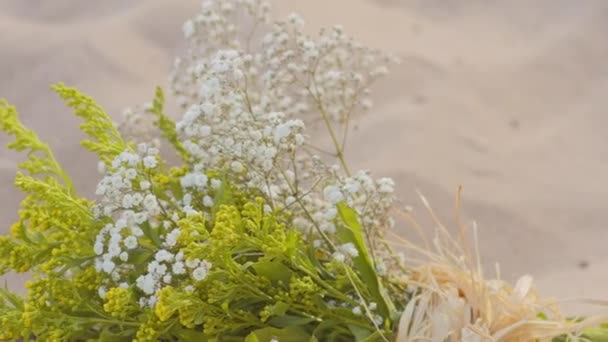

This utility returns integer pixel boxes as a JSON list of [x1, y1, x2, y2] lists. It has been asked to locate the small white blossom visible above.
[[148, 295, 158, 307], [203, 195, 214, 207], [155, 250, 174, 263], [124, 236, 138, 250], [332, 252, 345, 263], [165, 228, 181, 248], [98, 286, 107, 299], [185, 258, 201, 269], [181, 172, 208, 189], [119, 251, 129, 262], [210, 179, 222, 189], [94, 241, 104, 255], [131, 226, 144, 237], [377, 177, 395, 193], [125, 168, 137, 180], [323, 185, 344, 204], [183, 19, 195, 38], [338, 242, 359, 258], [172, 261, 186, 275], [143, 156, 158, 169], [230, 161, 243, 173], [102, 260, 116, 273], [192, 266, 208, 281], [140, 180, 151, 190]]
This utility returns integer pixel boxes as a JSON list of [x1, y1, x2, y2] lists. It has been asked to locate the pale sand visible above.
[[1, 0, 607, 312]]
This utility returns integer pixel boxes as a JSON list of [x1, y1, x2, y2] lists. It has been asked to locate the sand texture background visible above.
[[1, 0, 607, 313]]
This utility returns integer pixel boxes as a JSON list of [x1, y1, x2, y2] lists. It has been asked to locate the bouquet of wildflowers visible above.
[[1, 1, 607, 341]]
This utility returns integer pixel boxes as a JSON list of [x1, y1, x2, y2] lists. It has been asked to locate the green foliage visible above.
[[51, 83, 128, 165], [337, 203, 397, 322], [0, 100, 74, 192], [148, 87, 190, 161]]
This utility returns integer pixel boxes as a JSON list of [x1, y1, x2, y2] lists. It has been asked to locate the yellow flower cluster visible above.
[[103, 287, 136, 319]]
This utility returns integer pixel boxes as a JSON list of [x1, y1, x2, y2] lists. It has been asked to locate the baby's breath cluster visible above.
[[166, 0, 399, 249]]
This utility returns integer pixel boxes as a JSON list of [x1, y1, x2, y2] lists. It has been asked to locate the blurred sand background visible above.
[[1, 0, 607, 313]]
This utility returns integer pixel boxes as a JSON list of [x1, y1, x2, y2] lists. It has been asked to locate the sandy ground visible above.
[[1, 0, 607, 313]]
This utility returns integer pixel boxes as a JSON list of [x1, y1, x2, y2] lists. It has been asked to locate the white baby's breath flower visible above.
[[377, 177, 395, 193], [140, 180, 151, 190], [148, 295, 158, 307], [210, 178, 222, 189], [143, 156, 158, 169], [102, 260, 116, 273], [185, 258, 201, 269], [192, 266, 208, 281], [155, 250, 174, 263], [182, 193, 193, 206], [172, 262, 186, 275], [181, 172, 208, 189], [147, 261, 168, 277], [230, 161, 243, 173], [98, 286, 108, 299], [94, 241, 104, 255], [119, 251, 129, 262], [183, 19, 195, 38], [131, 226, 144, 237], [332, 252, 346, 263], [125, 168, 137, 180], [323, 185, 344, 204], [338, 242, 359, 258], [203, 195, 214, 207], [165, 228, 181, 248], [124, 236, 138, 250], [293, 217, 310, 230]]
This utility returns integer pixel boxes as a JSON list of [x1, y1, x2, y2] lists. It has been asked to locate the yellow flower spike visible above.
[[51, 83, 128, 166], [103, 287, 136, 319], [169, 165, 189, 178], [153, 173, 171, 186], [155, 286, 178, 322], [134, 312, 164, 342]]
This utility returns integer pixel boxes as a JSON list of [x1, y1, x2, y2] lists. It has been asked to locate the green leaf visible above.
[[148, 87, 190, 161], [252, 260, 293, 284], [336, 203, 397, 320], [0, 287, 24, 309], [129, 249, 154, 266], [246, 327, 310, 342], [245, 333, 260, 342], [267, 315, 316, 328], [268, 301, 290, 316], [212, 176, 234, 215], [347, 324, 373, 341], [98, 327, 136, 342], [175, 328, 209, 341], [141, 222, 162, 247]]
